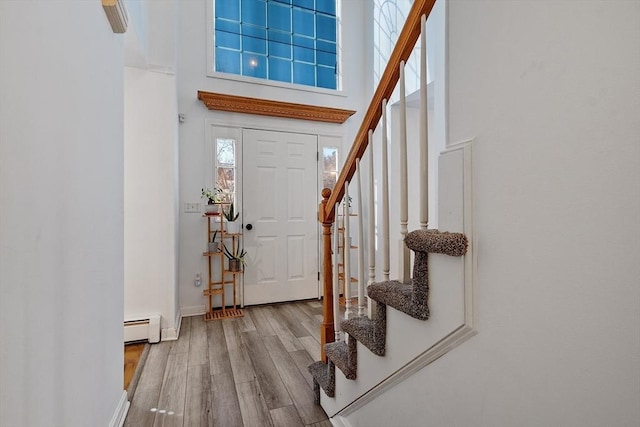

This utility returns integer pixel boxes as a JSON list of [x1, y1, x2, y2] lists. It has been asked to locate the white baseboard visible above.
[[180, 304, 206, 317], [330, 415, 352, 427], [109, 390, 129, 427], [161, 308, 183, 341], [162, 327, 177, 340]]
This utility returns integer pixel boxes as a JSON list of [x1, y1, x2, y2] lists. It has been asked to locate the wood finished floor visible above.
[[124, 300, 330, 427], [125, 342, 147, 390]]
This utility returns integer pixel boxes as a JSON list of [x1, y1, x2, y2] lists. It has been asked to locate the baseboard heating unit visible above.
[[124, 315, 160, 343]]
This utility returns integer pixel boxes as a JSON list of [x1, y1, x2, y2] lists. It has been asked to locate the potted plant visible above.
[[223, 244, 247, 272], [208, 230, 219, 253], [201, 187, 222, 214], [223, 202, 241, 234]]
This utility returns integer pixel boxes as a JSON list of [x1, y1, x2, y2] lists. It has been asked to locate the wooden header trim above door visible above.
[[197, 91, 356, 124]]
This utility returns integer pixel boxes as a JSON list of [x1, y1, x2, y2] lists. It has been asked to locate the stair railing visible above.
[[318, 0, 436, 362]]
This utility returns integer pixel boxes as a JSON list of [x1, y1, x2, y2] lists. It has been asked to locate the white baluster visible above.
[[367, 130, 376, 318], [356, 159, 366, 317], [381, 99, 390, 281], [333, 206, 342, 342], [399, 61, 410, 283], [343, 182, 353, 319], [420, 14, 429, 231]]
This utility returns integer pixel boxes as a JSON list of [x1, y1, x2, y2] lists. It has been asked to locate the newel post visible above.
[[319, 188, 335, 362]]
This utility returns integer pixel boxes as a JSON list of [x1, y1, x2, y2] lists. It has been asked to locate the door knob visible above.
[[246, 223, 253, 230]]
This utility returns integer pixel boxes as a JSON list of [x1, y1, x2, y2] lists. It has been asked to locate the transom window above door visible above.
[[211, 0, 338, 90]]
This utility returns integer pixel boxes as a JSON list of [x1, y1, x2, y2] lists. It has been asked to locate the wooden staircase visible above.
[[308, 229, 467, 401], [306, 0, 476, 415]]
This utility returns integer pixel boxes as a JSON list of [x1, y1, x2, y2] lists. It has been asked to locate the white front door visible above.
[[242, 129, 319, 305]]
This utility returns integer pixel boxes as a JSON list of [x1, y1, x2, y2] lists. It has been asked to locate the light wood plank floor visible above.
[[125, 300, 331, 427]]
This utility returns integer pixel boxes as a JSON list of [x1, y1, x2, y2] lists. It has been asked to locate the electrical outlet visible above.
[[195, 274, 201, 287], [185, 202, 201, 213]]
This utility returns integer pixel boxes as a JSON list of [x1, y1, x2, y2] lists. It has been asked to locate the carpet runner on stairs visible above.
[[308, 229, 468, 403]]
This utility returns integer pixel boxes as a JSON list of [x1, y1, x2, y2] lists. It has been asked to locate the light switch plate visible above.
[[185, 202, 201, 213]]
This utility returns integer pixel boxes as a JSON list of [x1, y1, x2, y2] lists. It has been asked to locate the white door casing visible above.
[[242, 129, 319, 305]]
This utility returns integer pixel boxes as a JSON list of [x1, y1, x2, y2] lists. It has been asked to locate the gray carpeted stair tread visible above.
[[368, 280, 412, 303], [308, 360, 335, 400], [324, 340, 356, 380], [368, 280, 427, 319], [342, 316, 377, 353], [342, 311, 386, 356], [405, 229, 468, 256]]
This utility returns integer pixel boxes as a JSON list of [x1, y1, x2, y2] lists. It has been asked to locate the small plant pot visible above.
[[228, 259, 242, 272], [207, 242, 220, 253], [226, 220, 241, 234], [205, 203, 219, 214]]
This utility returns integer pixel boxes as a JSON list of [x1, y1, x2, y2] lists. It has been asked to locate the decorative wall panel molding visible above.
[[337, 140, 477, 418]]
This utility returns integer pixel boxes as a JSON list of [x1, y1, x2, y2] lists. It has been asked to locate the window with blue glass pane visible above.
[[216, 48, 241, 74], [216, 0, 240, 20], [242, 24, 267, 54], [243, 53, 267, 78], [293, 61, 315, 86], [269, 31, 291, 59], [292, 8, 314, 37], [317, 65, 335, 89], [268, 2, 291, 32], [316, 0, 335, 16], [316, 14, 336, 42], [213, 0, 337, 90], [241, 0, 266, 26], [293, 35, 314, 63], [292, 0, 313, 9], [216, 19, 241, 50], [269, 57, 292, 82]]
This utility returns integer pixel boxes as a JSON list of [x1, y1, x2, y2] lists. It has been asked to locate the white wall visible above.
[[0, 2, 125, 426], [347, 1, 640, 426], [124, 0, 149, 68], [176, 0, 370, 313], [124, 66, 180, 337]]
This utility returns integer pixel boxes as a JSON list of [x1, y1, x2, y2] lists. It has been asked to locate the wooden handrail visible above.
[[323, 0, 436, 216], [318, 0, 436, 361], [319, 188, 335, 362]]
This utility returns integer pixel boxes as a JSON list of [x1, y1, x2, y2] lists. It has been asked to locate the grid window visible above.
[[213, 0, 337, 90], [322, 146, 338, 189], [216, 138, 237, 204]]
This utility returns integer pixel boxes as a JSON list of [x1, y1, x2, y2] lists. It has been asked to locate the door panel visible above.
[[242, 129, 318, 305]]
